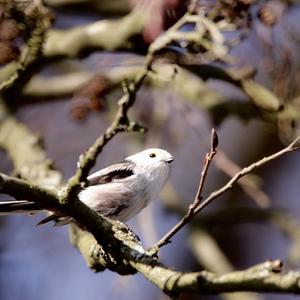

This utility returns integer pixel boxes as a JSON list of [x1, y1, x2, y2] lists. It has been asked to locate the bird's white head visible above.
[[125, 148, 173, 195], [125, 148, 173, 168]]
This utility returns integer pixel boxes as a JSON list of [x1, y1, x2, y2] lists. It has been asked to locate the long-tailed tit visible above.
[[0, 148, 173, 225]]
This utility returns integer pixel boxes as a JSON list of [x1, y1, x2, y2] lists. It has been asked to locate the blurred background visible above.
[[0, 0, 300, 299]]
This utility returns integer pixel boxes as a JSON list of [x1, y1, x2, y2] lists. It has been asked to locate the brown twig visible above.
[[176, 102, 270, 207], [60, 62, 151, 205], [193, 136, 300, 215], [153, 128, 218, 249], [154, 135, 300, 249]]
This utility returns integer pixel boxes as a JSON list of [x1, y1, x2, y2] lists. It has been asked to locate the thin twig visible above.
[[178, 103, 270, 208], [193, 128, 218, 208], [60, 64, 151, 204], [194, 136, 300, 215], [153, 129, 218, 248], [154, 135, 300, 249]]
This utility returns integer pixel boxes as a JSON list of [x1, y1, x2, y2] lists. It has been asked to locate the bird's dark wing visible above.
[[87, 161, 134, 185], [38, 162, 135, 226]]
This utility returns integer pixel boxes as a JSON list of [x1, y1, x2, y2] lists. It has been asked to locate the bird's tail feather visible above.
[[0, 200, 42, 216], [37, 214, 72, 226], [0, 200, 72, 226]]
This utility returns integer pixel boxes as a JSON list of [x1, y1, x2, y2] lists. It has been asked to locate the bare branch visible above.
[[43, 11, 146, 58], [0, 100, 63, 188], [154, 135, 300, 249], [0, 173, 59, 211], [3, 168, 300, 295], [192, 128, 218, 208], [194, 136, 300, 215], [188, 228, 261, 300], [131, 259, 300, 296], [177, 103, 271, 207], [60, 65, 150, 205], [153, 129, 218, 248]]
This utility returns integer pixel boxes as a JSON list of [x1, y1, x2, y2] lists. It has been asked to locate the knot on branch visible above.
[[250, 259, 283, 274], [116, 120, 147, 134], [90, 243, 135, 275]]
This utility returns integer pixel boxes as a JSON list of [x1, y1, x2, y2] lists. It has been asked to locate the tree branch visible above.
[[154, 135, 300, 249], [153, 128, 218, 248], [60, 64, 149, 205], [0, 173, 57, 210], [44, 0, 130, 15], [188, 227, 261, 300], [0, 100, 63, 188], [43, 10, 146, 58], [2, 170, 300, 295], [194, 136, 300, 215], [130, 259, 300, 296], [1, 2, 300, 297]]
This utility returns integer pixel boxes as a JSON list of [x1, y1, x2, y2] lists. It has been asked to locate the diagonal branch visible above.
[[194, 136, 300, 215], [153, 128, 218, 248], [2, 171, 300, 295], [60, 63, 150, 205], [0, 173, 58, 209], [43, 10, 146, 58], [154, 135, 300, 249]]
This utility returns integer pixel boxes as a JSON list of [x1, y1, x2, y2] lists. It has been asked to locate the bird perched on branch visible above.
[[0, 148, 173, 225]]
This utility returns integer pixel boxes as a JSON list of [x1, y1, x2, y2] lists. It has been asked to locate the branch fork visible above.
[[153, 134, 300, 250]]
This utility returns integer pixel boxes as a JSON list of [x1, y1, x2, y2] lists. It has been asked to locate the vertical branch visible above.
[[60, 60, 153, 204], [190, 128, 218, 209], [153, 129, 218, 249]]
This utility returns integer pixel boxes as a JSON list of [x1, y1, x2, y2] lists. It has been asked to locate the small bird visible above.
[[0, 148, 173, 225]]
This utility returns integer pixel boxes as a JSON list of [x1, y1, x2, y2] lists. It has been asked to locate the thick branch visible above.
[[2, 170, 300, 295], [19, 61, 262, 127], [130, 259, 300, 296], [0, 173, 58, 210], [182, 64, 283, 112], [0, 10, 145, 93], [44, 0, 130, 15], [188, 228, 261, 300], [1, 3, 300, 296], [0, 101, 62, 188], [43, 10, 146, 58], [3, 171, 300, 295]]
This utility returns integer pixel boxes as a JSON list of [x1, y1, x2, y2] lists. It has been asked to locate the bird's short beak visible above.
[[166, 157, 174, 164]]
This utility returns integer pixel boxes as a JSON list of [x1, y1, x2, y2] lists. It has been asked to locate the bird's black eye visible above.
[[149, 153, 156, 158]]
